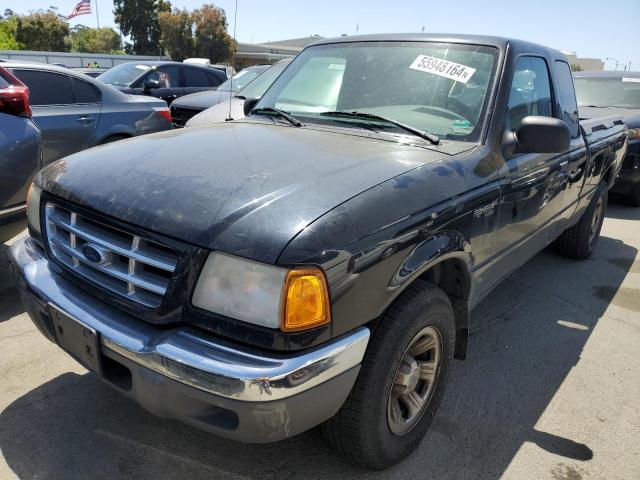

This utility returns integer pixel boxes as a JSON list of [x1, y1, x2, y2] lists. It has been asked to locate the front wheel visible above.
[[555, 182, 608, 259], [322, 281, 455, 470]]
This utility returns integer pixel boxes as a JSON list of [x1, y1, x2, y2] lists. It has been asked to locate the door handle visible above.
[[76, 116, 95, 123]]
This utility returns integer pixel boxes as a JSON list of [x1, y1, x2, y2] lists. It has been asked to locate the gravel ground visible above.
[[1, 206, 639, 480]]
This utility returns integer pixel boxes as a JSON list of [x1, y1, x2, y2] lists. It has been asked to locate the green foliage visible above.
[[15, 11, 70, 51], [158, 8, 194, 61], [0, 16, 22, 50], [113, 0, 171, 55], [192, 4, 235, 63], [70, 26, 122, 53], [156, 4, 235, 62], [570, 63, 584, 72]]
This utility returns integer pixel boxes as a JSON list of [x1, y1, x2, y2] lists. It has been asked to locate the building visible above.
[[560, 50, 605, 71], [233, 36, 324, 68]]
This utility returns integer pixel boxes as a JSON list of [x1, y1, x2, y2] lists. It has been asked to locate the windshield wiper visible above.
[[252, 107, 303, 127], [320, 111, 440, 145]]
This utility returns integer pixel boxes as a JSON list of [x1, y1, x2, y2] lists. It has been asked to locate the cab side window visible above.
[[554, 60, 579, 138], [145, 66, 179, 88], [183, 67, 211, 87], [507, 57, 552, 131]]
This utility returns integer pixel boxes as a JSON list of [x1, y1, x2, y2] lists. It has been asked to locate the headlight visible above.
[[628, 128, 640, 140], [192, 252, 330, 331], [26, 183, 42, 234]]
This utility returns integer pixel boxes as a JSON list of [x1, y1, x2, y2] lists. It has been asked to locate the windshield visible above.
[[574, 76, 640, 109], [257, 41, 498, 141], [238, 61, 289, 99], [217, 67, 265, 92], [98, 62, 150, 86]]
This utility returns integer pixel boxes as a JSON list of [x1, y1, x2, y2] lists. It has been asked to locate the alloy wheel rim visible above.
[[589, 197, 604, 244], [387, 326, 442, 436]]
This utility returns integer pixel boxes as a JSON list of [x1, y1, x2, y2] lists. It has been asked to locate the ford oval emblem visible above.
[[82, 244, 107, 264]]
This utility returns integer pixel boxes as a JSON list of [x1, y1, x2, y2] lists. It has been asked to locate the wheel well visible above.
[[99, 133, 132, 145], [419, 258, 471, 360]]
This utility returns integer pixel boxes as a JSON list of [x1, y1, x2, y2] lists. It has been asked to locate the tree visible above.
[[0, 16, 21, 50], [192, 4, 235, 63], [113, 0, 171, 55], [70, 26, 122, 53], [15, 11, 70, 51], [158, 8, 194, 60], [570, 63, 583, 72]]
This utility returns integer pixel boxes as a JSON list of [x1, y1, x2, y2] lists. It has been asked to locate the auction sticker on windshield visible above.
[[409, 55, 476, 84]]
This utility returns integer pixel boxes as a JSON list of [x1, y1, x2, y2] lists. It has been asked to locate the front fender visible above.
[[389, 230, 471, 290]]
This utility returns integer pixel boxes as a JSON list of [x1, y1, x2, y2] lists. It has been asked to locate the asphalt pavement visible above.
[[1, 206, 639, 480]]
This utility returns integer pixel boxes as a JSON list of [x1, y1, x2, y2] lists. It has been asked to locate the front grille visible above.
[[171, 106, 202, 127], [44, 202, 178, 308]]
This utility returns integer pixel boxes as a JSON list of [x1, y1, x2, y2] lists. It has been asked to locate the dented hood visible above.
[[37, 121, 448, 263]]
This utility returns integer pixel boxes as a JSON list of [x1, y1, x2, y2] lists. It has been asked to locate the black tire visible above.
[[555, 182, 608, 259], [322, 280, 455, 470], [99, 134, 129, 145]]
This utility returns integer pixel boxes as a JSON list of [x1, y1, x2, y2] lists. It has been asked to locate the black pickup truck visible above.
[[10, 34, 627, 469]]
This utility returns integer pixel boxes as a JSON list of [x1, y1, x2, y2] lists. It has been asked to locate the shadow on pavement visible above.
[[0, 235, 636, 479], [0, 243, 23, 323], [605, 203, 640, 221]]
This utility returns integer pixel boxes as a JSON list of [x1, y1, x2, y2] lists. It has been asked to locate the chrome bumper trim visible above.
[[9, 237, 370, 402]]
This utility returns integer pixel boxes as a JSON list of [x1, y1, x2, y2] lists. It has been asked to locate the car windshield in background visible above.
[[217, 68, 263, 92], [257, 41, 498, 141], [237, 62, 289, 99], [98, 63, 150, 86], [574, 76, 640, 109]]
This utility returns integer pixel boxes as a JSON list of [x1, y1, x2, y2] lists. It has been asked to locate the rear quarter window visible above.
[[554, 61, 579, 138], [207, 71, 225, 87], [184, 67, 211, 87], [72, 77, 101, 103]]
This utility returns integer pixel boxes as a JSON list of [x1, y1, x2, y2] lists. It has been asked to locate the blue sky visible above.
[[4, 0, 639, 70]]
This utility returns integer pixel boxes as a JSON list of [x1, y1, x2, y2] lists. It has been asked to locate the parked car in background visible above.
[[171, 64, 271, 126], [574, 71, 640, 205], [4, 62, 173, 166], [97, 61, 227, 104], [73, 67, 109, 78], [10, 34, 627, 469], [183, 58, 235, 78], [0, 66, 42, 226], [186, 59, 291, 127]]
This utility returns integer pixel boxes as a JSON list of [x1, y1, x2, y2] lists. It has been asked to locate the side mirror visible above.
[[243, 97, 260, 116], [503, 116, 571, 157], [143, 80, 161, 93]]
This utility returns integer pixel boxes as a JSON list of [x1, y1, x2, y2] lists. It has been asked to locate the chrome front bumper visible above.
[[9, 237, 370, 442]]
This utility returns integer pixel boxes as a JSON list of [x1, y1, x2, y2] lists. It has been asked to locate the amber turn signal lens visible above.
[[281, 268, 331, 332]]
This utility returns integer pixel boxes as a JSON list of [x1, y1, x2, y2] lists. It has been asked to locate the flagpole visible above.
[[95, 0, 100, 28]]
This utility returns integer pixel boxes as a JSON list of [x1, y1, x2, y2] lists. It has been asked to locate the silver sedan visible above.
[[4, 62, 173, 165]]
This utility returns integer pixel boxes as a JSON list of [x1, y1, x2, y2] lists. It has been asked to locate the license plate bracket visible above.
[[50, 306, 102, 376]]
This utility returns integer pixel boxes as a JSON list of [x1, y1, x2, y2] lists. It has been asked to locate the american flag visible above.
[[66, 0, 91, 19]]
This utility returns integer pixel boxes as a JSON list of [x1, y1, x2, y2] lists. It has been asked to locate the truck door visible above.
[[552, 60, 587, 217], [477, 56, 572, 297]]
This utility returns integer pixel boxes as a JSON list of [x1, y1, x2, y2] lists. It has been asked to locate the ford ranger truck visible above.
[[10, 34, 627, 469]]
